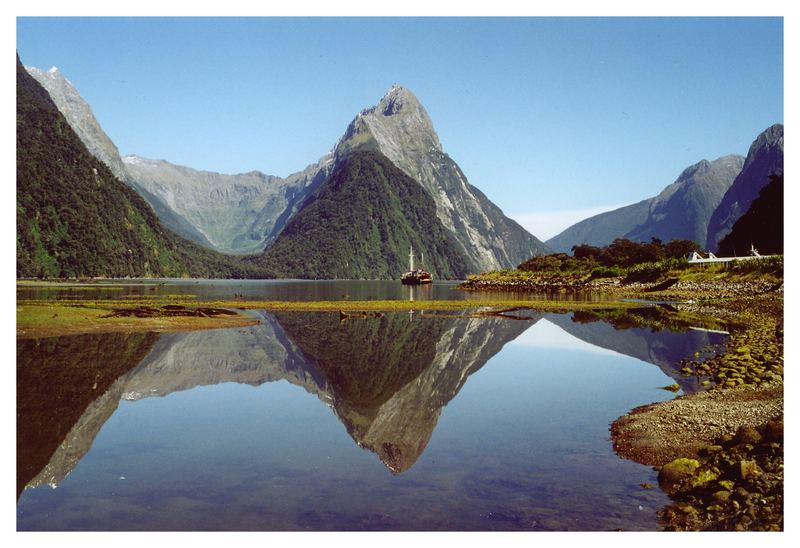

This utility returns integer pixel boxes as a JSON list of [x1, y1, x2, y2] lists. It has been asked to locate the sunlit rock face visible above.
[[122, 154, 333, 254], [25, 66, 128, 182], [334, 85, 550, 271]]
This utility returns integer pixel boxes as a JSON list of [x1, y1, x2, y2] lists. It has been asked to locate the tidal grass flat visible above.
[[16, 302, 259, 339], [16, 294, 643, 339]]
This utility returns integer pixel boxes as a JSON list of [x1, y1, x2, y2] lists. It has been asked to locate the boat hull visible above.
[[401, 277, 432, 285]]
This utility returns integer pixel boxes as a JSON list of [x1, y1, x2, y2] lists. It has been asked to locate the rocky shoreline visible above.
[[461, 271, 784, 530], [655, 419, 783, 531]]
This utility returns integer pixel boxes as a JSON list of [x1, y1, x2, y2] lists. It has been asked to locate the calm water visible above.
[[17, 278, 612, 303], [17, 283, 728, 531]]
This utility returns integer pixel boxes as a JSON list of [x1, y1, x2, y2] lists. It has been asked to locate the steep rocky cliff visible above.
[[24, 64, 215, 248], [333, 85, 549, 271], [706, 124, 784, 251]]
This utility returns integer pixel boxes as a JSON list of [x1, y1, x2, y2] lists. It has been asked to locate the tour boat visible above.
[[400, 246, 432, 285]]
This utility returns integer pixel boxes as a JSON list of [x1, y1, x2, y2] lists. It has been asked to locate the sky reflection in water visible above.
[[17, 308, 727, 531]]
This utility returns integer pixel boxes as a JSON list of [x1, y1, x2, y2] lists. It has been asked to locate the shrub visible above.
[[729, 256, 783, 275], [590, 265, 622, 279]]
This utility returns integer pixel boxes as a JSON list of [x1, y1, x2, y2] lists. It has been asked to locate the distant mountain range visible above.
[[24, 61, 548, 277], [546, 155, 744, 252], [547, 124, 783, 255], [121, 154, 332, 254], [19, 55, 783, 278]]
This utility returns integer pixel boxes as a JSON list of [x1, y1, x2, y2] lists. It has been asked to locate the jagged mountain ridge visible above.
[[122, 154, 334, 254], [706, 124, 784, 251], [24, 65, 215, 249], [333, 85, 549, 271], [27, 66, 545, 271], [626, 155, 744, 245], [546, 154, 744, 253]]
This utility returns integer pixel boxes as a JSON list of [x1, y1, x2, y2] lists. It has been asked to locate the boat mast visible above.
[[409, 246, 415, 271]]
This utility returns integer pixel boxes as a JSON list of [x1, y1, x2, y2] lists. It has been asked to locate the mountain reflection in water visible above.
[[17, 307, 729, 530]]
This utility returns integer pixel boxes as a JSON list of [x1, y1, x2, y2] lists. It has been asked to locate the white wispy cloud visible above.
[[509, 319, 621, 356], [509, 204, 625, 241]]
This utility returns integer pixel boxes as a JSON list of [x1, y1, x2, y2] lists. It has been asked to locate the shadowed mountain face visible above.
[[706, 124, 784, 251], [546, 155, 743, 253], [717, 174, 783, 256]]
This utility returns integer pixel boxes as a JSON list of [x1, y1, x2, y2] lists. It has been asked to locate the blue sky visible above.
[[16, 17, 783, 239]]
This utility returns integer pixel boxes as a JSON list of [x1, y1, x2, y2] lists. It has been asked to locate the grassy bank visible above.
[[16, 295, 645, 339]]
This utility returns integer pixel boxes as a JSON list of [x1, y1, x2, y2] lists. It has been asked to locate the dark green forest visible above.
[[16, 54, 267, 279], [250, 150, 470, 279]]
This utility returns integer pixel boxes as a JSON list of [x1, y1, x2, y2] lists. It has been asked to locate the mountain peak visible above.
[[377, 84, 421, 116], [745, 123, 783, 168], [336, 84, 441, 160], [676, 154, 744, 183], [26, 65, 66, 82]]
